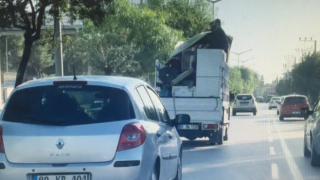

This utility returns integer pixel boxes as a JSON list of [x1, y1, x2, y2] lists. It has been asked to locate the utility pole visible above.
[[231, 49, 252, 68], [5, 37, 8, 72], [299, 37, 317, 54], [54, 8, 64, 76]]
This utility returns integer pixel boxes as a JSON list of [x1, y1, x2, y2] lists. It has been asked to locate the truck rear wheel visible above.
[[217, 130, 223, 145]]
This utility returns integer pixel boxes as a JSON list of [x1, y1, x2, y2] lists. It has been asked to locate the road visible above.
[[182, 103, 320, 180]]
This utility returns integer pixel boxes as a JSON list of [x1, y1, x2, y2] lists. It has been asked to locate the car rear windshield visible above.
[[3, 85, 135, 126], [284, 97, 307, 103], [236, 95, 252, 100]]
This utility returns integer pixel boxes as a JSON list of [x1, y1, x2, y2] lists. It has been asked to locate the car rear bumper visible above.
[[280, 113, 305, 118], [0, 146, 152, 180]]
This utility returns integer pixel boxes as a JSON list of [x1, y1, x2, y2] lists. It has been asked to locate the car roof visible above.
[[284, 95, 306, 98], [16, 76, 148, 90]]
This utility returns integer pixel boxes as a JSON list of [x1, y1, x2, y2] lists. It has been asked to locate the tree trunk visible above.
[[15, 34, 34, 87]]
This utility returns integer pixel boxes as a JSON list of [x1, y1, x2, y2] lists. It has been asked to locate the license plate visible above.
[[292, 111, 301, 114], [178, 124, 199, 130], [33, 174, 89, 180]]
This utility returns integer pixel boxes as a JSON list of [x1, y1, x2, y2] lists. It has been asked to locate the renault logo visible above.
[[56, 139, 65, 149]]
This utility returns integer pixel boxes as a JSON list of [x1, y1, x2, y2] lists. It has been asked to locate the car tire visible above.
[[253, 111, 257, 116], [311, 139, 320, 166], [269, 107, 271, 110], [232, 110, 236, 116], [304, 136, 311, 157], [217, 130, 223, 145], [223, 127, 228, 141], [279, 116, 284, 121], [277, 111, 279, 115], [173, 153, 182, 180], [150, 162, 160, 180]]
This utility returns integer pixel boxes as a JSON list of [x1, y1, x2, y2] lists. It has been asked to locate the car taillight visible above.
[[117, 122, 146, 151], [0, 126, 5, 153]]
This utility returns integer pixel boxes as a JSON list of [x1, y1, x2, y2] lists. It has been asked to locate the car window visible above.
[[236, 95, 252, 100], [313, 99, 320, 112], [146, 87, 170, 123], [284, 97, 307, 103], [3, 85, 135, 126], [136, 86, 159, 121]]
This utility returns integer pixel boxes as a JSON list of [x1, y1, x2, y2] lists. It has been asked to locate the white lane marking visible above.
[[272, 163, 279, 179], [273, 118, 303, 180], [270, 146, 276, 155], [269, 137, 273, 142]]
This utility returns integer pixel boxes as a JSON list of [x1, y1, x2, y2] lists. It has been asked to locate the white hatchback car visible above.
[[269, 97, 281, 109], [0, 76, 189, 180], [232, 94, 257, 116]]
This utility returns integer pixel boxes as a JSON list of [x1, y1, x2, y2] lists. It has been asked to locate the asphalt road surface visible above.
[[182, 103, 320, 180]]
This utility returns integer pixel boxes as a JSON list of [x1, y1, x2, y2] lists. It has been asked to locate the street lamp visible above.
[[207, 0, 222, 11], [240, 57, 254, 66], [231, 49, 252, 67]]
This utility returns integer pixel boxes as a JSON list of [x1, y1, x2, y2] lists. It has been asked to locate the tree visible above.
[[0, 0, 114, 87], [291, 53, 320, 104], [147, 0, 214, 38], [275, 79, 292, 96], [230, 67, 260, 94], [230, 67, 244, 94]]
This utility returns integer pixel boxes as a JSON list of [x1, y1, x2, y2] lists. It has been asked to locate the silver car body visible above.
[[276, 96, 285, 114], [0, 76, 182, 180], [269, 97, 280, 109]]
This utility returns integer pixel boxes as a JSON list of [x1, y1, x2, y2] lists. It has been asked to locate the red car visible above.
[[279, 95, 310, 121]]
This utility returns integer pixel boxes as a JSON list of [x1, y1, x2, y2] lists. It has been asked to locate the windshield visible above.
[[237, 95, 252, 100], [3, 86, 135, 126], [284, 97, 307, 104]]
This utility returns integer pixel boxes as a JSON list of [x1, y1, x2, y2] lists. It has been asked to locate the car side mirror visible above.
[[300, 108, 312, 115], [172, 114, 190, 126]]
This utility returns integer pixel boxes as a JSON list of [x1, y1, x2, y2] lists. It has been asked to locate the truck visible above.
[[156, 32, 232, 144]]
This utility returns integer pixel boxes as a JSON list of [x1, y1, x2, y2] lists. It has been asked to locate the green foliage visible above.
[[290, 53, 320, 103], [230, 67, 260, 94], [275, 79, 292, 96], [147, 0, 214, 38]]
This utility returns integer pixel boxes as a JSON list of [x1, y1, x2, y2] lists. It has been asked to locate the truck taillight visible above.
[[117, 122, 146, 152], [203, 124, 218, 130], [0, 126, 5, 153]]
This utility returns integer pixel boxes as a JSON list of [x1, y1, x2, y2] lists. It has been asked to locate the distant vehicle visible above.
[[0, 76, 188, 180], [256, 96, 264, 103], [277, 96, 285, 115], [302, 98, 320, 166], [265, 95, 274, 103], [269, 97, 281, 109], [279, 95, 310, 121], [232, 94, 257, 116]]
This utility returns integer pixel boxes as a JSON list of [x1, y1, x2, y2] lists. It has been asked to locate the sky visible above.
[[215, 0, 320, 83]]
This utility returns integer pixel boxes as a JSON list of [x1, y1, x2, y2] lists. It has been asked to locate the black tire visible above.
[[277, 111, 279, 115], [223, 127, 228, 141], [304, 136, 311, 157], [232, 110, 236, 116], [150, 162, 160, 180], [311, 139, 320, 166], [279, 116, 284, 121], [173, 153, 182, 180], [217, 130, 223, 145], [253, 111, 257, 116], [269, 107, 271, 110]]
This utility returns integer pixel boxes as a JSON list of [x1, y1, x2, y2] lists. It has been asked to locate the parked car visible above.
[[269, 97, 281, 109], [232, 94, 257, 116], [265, 95, 274, 103], [276, 96, 285, 115], [302, 98, 320, 166], [256, 96, 264, 103], [279, 95, 310, 121], [0, 76, 188, 180]]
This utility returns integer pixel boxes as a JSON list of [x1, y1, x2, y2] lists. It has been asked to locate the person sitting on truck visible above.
[[206, 19, 229, 54]]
